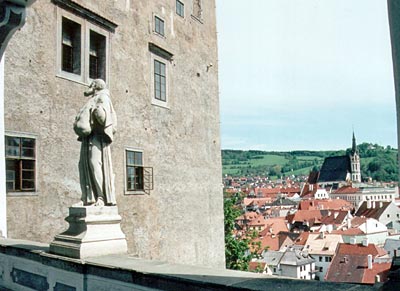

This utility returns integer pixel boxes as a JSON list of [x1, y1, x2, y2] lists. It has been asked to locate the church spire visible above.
[[351, 131, 358, 155]]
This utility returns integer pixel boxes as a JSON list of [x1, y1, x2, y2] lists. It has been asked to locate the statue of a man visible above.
[[73, 79, 117, 206]]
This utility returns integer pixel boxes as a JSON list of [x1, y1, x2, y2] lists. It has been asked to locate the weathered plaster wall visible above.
[[4, 0, 224, 268]]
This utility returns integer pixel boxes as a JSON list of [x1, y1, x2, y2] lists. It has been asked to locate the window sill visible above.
[[151, 99, 169, 109], [7, 191, 38, 197], [124, 190, 147, 195], [56, 72, 89, 86]]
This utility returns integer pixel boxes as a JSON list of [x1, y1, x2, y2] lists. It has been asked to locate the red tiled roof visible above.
[[333, 186, 360, 194], [325, 254, 390, 284], [248, 261, 267, 272], [337, 243, 387, 257], [294, 231, 310, 246], [288, 210, 323, 224], [298, 199, 353, 211], [362, 262, 391, 284], [251, 234, 280, 252]]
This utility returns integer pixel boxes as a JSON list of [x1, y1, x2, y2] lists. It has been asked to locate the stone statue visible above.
[[73, 79, 117, 206]]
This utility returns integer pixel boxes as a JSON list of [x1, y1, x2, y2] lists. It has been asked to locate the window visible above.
[[154, 59, 166, 102], [57, 7, 113, 84], [154, 16, 165, 36], [126, 150, 144, 191], [5, 136, 36, 192], [89, 30, 106, 80], [319, 256, 322, 262], [176, 0, 184, 17], [62, 17, 81, 75], [319, 267, 323, 272], [325, 257, 329, 262]]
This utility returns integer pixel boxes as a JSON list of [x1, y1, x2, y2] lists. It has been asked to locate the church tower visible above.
[[350, 132, 361, 183]]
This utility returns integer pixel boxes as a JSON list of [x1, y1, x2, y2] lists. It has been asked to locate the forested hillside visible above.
[[222, 143, 398, 182]]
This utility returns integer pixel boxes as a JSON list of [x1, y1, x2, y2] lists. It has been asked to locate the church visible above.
[[317, 132, 362, 187]]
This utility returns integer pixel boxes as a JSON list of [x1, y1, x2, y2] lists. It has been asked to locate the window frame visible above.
[[5, 132, 38, 196], [176, 0, 185, 18], [154, 15, 165, 37], [56, 7, 110, 85], [150, 53, 170, 108], [124, 148, 145, 195]]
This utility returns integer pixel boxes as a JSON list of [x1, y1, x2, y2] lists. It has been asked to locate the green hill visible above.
[[222, 143, 398, 182]]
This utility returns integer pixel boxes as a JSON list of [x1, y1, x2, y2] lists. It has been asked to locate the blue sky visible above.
[[216, 0, 397, 151]]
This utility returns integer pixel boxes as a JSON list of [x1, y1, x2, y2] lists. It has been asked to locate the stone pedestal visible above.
[[50, 206, 127, 259]]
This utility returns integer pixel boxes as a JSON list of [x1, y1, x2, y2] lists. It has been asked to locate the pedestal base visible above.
[[50, 206, 127, 259]]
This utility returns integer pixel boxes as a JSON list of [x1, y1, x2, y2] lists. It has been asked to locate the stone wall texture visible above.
[[4, 0, 225, 268]]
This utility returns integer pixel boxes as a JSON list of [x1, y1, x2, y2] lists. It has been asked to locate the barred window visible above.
[[5, 136, 36, 192]]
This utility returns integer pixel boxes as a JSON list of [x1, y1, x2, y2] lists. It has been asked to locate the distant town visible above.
[[223, 134, 400, 284]]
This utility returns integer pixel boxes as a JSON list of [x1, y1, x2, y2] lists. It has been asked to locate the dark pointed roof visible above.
[[318, 156, 351, 182], [352, 132, 358, 155]]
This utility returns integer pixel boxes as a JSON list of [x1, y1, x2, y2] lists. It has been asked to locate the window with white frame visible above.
[[149, 43, 173, 108], [5, 135, 36, 192], [176, 0, 184, 17], [126, 150, 144, 191], [154, 59, 166, 102], [154, 16, 165, 36], [125, 149, 154, 194], [56, 6, 114, 84]]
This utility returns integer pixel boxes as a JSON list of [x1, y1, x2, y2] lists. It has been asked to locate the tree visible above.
[[224, 193, 265, 271]]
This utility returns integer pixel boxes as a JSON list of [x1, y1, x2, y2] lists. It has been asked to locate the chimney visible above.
[[375, 275, 381, 283], [368, 254, 373, 269], [362, 238, 369, 247], [319, 231, 325, 239], [367, 200, 372, 209], [379, 201, 383, 208], [334, 212, 339, 219]]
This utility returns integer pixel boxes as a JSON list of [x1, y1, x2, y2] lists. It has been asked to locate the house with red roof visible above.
[[303, 232, 343, 281], [333, 217, 388, 247], [325, 242, 391, 284], [298, 199, 354, 212]]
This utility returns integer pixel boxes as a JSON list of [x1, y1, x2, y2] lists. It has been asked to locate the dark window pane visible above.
[[135, 167, 144, 190], [62, 17, 81, 75], [22, 180, 35, 190], [21, 138, 35, 148], [6, 159, 20, 191], [89, 30, 106, 80], [5, 137, 20, 157], [22, 170, 34, 180], [6, 182, 15, 191], [22, 160, 35, 170], [21, 148, 35, 158]]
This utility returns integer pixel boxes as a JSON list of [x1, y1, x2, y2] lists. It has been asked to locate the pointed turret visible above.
[[350, 132, 361, 183], [351, 131, 358, 155]]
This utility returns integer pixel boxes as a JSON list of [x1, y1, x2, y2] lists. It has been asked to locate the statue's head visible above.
[[84, 79, 106, 96]]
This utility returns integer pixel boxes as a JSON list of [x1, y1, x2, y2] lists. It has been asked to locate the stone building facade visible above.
[[4, 0, 224, 268]]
